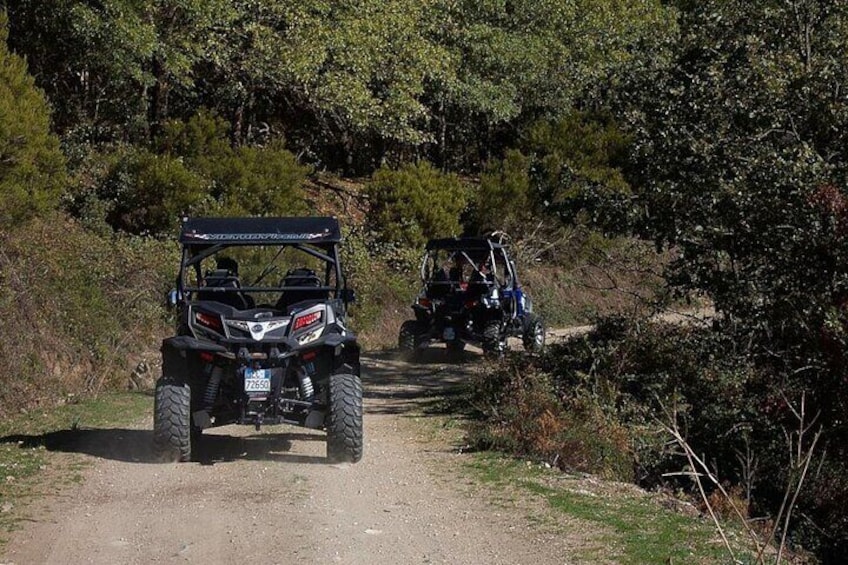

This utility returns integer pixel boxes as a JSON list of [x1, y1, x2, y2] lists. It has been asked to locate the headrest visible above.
[[205, 269, 234, 280]]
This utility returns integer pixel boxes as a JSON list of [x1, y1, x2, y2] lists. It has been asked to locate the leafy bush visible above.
[[213, 142, 310, 217], [491, 316, 844, 559], [468, 149, 532, 235], [540, 320, 768, 484], [65, 111, 311, 235], [62, 142, 124, 236], [64, 142, 210, 236], [341, 226, 419, 348], [0, 11, 66, 226], [523, 111, 631, 199], [367, 161, 469, 247], [469, 315, 848, 550], [101, 147, 208, 235], [157, 110, 232, 165], [465, 113, 632, 240], [160, 111, 311, 218]]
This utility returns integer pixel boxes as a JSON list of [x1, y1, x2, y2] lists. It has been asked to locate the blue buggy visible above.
[[398, 236, 545, 357]]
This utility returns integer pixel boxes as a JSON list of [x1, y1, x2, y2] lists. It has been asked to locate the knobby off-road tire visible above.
[[398, 320, 421, 351], [522, 313, 546, 354], [398, 320, 425, 361], [326, 373, 364, 463], [481, 320, 504, 357], [153, 376, 192, 462]]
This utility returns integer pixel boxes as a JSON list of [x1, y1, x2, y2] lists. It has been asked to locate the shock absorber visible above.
[[296, 365, 314, 401], [203, 365, 223, 408]]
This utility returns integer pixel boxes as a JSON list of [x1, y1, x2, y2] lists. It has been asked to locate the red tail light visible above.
[[293, 310, 323, 331], [195, 311, 223, 331], [417, 297, 432, 308], [199, 352, 215, 363]]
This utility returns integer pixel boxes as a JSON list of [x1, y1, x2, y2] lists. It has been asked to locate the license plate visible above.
[[443, 327, 456, 341], [244, 368, 271, 393]]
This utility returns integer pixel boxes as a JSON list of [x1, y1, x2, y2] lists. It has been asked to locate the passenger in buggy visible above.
[[448, 255, 464, 283]]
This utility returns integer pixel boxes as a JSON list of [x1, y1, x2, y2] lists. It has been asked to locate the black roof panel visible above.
[[425, 237, 505, 251], [180, 217, 341, 245]]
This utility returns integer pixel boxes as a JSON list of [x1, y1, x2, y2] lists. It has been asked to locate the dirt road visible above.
[[0, 349, 575, 565]]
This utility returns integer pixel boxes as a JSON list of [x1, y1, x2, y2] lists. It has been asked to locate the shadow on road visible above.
[[0, 348, 479, 466], [0, 428, 331, 466]]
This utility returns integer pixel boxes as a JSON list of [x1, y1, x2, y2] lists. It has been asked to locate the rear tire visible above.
[[522, 313, 546, 354], [398, 320, 421, 351], [326, 373, 364, 463], [481, 320, 504, 357], [153, 377, 192, 462], [446, 340, 465, 360]]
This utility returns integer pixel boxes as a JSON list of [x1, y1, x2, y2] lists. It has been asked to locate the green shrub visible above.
[[367, 161, 469, 247], [0, 11, 66, 226], [102, 148, 208, 235], [160, 111, 310, 218], [214, 142, 310, 217], [341, 226, 418, 348], [539, 319, 768, 485], [66, 112, 312, 236], [513, 316, 848, 557], [469, 317, 835, 530], [62, 142, 124, 236], [157, 110, 232, 165], [523, 111, 631, 197], [468, 149, 532, 235]]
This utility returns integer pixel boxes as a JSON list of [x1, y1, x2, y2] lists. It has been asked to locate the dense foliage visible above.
[[0, 11, 65, 226], [5, 0, 672, 173], [367, 161, 468, 247], [65, 112, 310, 235]]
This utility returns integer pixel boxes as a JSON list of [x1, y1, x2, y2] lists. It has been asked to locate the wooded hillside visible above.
[[3, 1, 848, 560]]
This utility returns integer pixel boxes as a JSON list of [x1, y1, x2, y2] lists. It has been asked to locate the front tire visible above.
[[522, 313, 546, 353], [153, 377, 192, 462], [326, 373, 364, 463], [481, 320, 504, 357]]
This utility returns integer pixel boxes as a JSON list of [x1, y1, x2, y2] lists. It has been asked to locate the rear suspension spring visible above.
[[203, 365, 223, 407]]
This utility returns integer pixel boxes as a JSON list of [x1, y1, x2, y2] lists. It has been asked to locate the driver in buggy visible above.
[[466, 257, 495, 298], [448, 255, 464, 283]]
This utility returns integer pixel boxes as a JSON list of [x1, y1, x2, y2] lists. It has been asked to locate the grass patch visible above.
[[465, 453, 749, 564], [0, 392, 152, 438], [0, 391, 152, 542]]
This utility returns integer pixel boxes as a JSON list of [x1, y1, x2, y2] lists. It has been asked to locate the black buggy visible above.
[[154, 217, 362, 463], [398, 236, 545, 357]]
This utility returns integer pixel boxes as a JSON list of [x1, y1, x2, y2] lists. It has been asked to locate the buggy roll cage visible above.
[[419, 236, 517, 289], [175, 217, 351, 301]]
